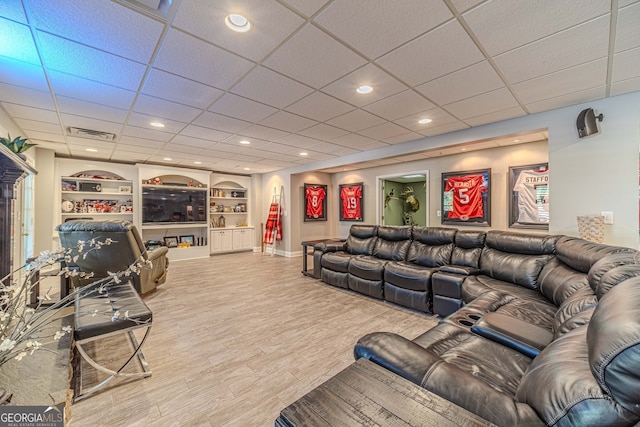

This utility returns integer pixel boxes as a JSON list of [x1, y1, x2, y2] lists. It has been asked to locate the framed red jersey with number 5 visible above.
[[304, 183, 327, 221], [441, 169, 491, 226], [339, 182, 364, 221]]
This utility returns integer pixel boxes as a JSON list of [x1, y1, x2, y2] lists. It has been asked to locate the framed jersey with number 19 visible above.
[[303, 183, 328, 221], [339, 182, 364, 221], [441, 169, 491, 226]]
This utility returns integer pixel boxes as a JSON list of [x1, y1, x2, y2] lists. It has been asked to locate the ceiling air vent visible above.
[[66, 127, 117, 142]]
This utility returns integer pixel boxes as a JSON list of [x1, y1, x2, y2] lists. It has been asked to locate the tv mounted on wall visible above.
[[142, 186, 207, 225]]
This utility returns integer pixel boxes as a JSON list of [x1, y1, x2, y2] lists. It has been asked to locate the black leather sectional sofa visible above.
[[312, 225, 640, 425]]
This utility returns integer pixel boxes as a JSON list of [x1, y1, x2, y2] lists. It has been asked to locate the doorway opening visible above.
[[377, 171, 428, 226]]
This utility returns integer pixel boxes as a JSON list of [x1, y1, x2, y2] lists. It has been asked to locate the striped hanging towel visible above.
[[263, 202, 282, 244]]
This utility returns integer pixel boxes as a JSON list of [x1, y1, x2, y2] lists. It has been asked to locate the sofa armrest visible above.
[[471, 312, 553, 358], [314, 241, 346, 253], [438, 265, 480, 275], [354, 332, 441, 386]]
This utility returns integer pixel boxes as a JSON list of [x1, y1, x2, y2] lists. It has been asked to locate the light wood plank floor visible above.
[[69, 252, 439, 426]]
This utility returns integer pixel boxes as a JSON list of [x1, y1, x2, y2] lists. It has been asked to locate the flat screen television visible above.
[[142, 186, 207, 224]]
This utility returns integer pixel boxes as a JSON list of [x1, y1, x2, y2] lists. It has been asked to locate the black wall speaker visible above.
[[577, 108, 604, 138]]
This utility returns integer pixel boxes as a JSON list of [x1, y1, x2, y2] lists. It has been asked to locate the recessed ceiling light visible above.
[[418, 118, 432, 124], [85, 148, 98, 152], [194, 161, 202, 165], [300, 152, 308, 156], [513, 139, 521, 142], [163, 157, 172, 161], [240, 140, 251, 145], [356, 85, 373, 94], [243, 167, 251, 171], [150, 122, 165, 128], [461, 148, 467, 152], [225, 14, 251, 32]]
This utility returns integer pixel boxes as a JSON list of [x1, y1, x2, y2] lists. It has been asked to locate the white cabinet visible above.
[[210, 227, 254, 254]]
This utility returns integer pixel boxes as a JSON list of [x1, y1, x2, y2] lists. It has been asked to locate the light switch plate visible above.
[[601, 211, 614, 224]]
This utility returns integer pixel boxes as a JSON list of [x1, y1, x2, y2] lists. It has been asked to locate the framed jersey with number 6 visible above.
[[441, 169, 491, 226], [304, 183, 327, 221], [339, 182, 364, 221]]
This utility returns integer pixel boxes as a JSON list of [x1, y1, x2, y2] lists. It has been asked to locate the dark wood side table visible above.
[[276, 358, 494, 426], [300, 239, 344, 277]]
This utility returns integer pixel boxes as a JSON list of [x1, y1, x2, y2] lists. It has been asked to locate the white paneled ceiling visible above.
[[0, 0, 639, 174]]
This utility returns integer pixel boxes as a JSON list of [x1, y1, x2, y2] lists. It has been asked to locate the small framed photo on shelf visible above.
[[339, 182, 364, 221], [441, 169, 491, 226], [118, 185, 132, 193], [61, 180, 77, 191], [303, 183, 327, 221], [509, 163, 549, 229], [163, 236, 178, 248], [179, 235, 195, 246]]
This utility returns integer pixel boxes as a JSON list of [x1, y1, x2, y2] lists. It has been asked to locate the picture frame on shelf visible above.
[[509, 163, 549, 229], [163, 236, 178, 248], [179, 235, 195, 246], [339, 182, 364, 221], [441, 168, 491, 226], [118, 185, 132, 193], [303, 183, 327, 222]]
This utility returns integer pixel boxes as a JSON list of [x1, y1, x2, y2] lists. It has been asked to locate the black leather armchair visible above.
[[56, 219, 169, 294]]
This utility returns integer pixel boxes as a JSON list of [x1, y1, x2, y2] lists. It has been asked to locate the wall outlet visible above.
[[437, 210, 441, 217], [601, 211, 614, 224]]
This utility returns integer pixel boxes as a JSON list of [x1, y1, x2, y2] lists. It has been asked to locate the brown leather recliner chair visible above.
[[56, 219, 169, 294]]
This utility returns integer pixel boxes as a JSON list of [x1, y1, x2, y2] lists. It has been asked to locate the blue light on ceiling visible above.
[[0, 17, 40, 65]]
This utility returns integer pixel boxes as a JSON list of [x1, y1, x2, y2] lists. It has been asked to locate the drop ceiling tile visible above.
[[37, 32, 147, 91], [493, 16, 610, 84], [610, 76, 640, 96], [14, 118, 63, 135], [382, 132, 423, 145], [616, 2, 640, 52], [330, 133, 378, 148], [57, 96, 129, 123], [263, 24, 366, 88], [416, 61, 505, 105], [0, 57, 48, 91], [525, 86, 606, 114], [260, 142, 309, 155], [209, 93, 278, 123], [326, 109, 386, 132], [172, 0, 304, 62], [357, 122, 409, 140], [154, 28, 254, 89], [0, 18, 39, 64], [464, 106, 526, 126], [362, 90, 435, 121], [228, 153, 266, 164], [21, 130, 65, 143], [193, 112, 252, 133], [358, 141, 390, 151], [277, 134, 324, 148], [111, 151, 152, 162], [66, 138, 115, 149], [250, 148, 300, 161], [118, 135, 164, 149], [321, 64, 408, 107], [450, 0, 484, 13], [612, 47, 640, 82], [315, 0, 451, 59], [298, 123, 350, 140], [169, 135, 216, 149], [160, 143, 203, 155], [28, 0, 163, 63], [377, 20, 484, 86], [0, 0, 27, 23], [512, 59, 607, 104], [445, 87, 519, 119], [284, 91, 355, 121], [127, 113, 187, 134], [232, 66, 313, 108], [394, 108, 458, 132], [258, 111, 317, 132], [619, 0, 639, 6], [114, 142, 160, 153], [463, 0, 610, 56], [122, 125, 173, 142], [48, 71, 136, 110], [2, 103, 59, 123], [279, 0, 330, 17], [133, 94, 202, 123], [238, 124, 291, 140], [143, 69, 224, 109], [0, 82, 54, 110], [180, 125, 232, 142]]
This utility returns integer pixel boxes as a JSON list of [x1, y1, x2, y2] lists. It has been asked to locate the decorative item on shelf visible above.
[[211, 218, 218, 228], [218, 204, 224, 212], [163, 236, 178, 248], [82, 199, 118, 213], [153, 177, 162, 185], [179, 235, 195, 246], [79, 182, 101, 192], [237, 221, 248, 227], [118, 185, 132, 193], [218, 215, 226, 228], [231, 191, 245, 198], [61, 180, 77, 191], [0, 134, 36, 154]]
